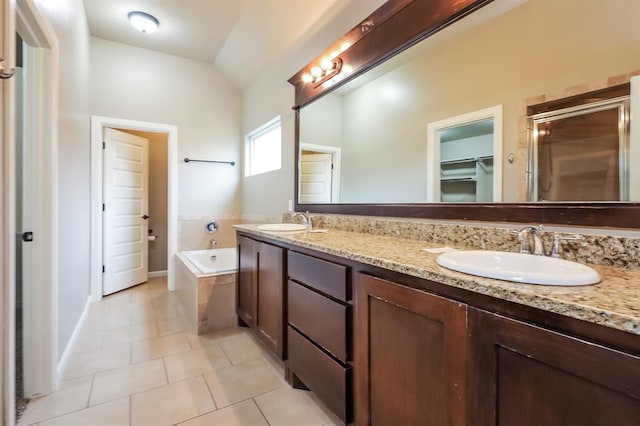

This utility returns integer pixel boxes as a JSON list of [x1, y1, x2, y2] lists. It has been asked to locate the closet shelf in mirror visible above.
[[440, 156, 493, 166], [440, 157, 476, 165], [441, 177, 477, 183]]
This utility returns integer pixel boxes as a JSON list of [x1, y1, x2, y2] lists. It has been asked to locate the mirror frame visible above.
[[289, 0, 640, 228]]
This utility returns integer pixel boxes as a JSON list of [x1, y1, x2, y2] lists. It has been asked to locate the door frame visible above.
[[426, 105, 503, 202], [15, 0, 59, 403], [90, 116, 178, 301], [1, 0, 16, 422], [299, 142, 341, 202], [628, 76, 639, 200]]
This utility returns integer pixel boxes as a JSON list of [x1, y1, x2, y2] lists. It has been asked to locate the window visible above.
[[245, 116, 281, 176]]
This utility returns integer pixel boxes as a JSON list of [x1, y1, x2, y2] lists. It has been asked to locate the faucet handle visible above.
[[512, 225, 544, 254], [304, 211, 313, 229], [550, 234, 584, 258]]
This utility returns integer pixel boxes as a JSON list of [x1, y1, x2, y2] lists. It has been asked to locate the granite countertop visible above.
[[235, 224, 640, 336]]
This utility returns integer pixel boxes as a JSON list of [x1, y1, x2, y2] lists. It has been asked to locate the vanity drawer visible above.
[[288, 280, 347, 362], [287, 326, 349, 422], [288, 251, 348, 301]]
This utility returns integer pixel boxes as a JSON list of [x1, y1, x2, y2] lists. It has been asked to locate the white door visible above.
[[103, 128, 149, 295], [300, 153, 332, 203]]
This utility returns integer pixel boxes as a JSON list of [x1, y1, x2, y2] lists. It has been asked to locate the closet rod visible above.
[[184, 158, 236, 166]]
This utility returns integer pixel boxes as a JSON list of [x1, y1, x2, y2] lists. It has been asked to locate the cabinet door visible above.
[[256, 242, 285, 358], [354, 273, 468, 425], [236, 236, 257, 327], [470, 310, 640, 425]]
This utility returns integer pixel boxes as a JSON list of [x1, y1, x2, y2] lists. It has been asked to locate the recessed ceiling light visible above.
[[128, 11, 159, 34]]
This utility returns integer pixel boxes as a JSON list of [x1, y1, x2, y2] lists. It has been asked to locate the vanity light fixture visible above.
[[301, 57, 344, 88], [128, 11, 159, 34], [301, 41, 352, 87]]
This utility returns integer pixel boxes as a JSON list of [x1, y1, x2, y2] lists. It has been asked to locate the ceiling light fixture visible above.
[[128, 11, 159, 34]]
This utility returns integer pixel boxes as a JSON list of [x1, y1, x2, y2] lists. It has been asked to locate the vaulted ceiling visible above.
[[82, 0, 373, 88]]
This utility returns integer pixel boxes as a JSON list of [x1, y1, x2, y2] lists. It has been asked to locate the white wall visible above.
[[299, 93, 343, 148], [33, 0, 91, 359], [90, 37, 242, 218], [241, 0, 386, 219]]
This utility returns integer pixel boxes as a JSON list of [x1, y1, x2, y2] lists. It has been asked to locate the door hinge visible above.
[[22, 231, 34, 242], [331, 163, 334, 170], [102, 265, 105, 273], [102, 141, 106, 149], [102, 203, 105, 211]]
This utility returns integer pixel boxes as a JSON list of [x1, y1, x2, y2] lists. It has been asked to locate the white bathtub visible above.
[[175, 247, 238, 334], [179, 248, 237, 276]]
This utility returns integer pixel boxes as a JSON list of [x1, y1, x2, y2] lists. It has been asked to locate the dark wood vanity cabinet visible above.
[[236, 232, 640, 425], [237, 236, 257, 327], [469, 310, 640, 426], [236, 235, 285, 359], [354, 273, 469, 425], [286, 251, 352, 423], [354, 271, 640, 425]]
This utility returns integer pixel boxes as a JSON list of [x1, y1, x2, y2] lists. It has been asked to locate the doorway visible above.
[[14, 0, 59, 410], [426, 105, 503, 202], [90, 116, 178, 301], [299, 143, 341, 203], [102, 128, 150, 295]]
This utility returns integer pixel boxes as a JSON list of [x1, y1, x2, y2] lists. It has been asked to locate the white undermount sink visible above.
[[436, 250, 600, 286], [257, 223, 307, 232]]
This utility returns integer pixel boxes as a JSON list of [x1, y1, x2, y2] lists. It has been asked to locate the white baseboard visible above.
[[56, 296, 91, 387], [149, 270, 167, 278]]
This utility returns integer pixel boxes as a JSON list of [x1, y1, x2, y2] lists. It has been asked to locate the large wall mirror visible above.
[[291, 0, 640, 228]]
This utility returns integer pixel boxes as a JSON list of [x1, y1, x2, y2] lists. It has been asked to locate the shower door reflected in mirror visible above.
[[529, 95, 630, 202]]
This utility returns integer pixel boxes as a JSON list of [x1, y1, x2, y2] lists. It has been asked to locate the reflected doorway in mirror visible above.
[[427, 105, 503, 203], [299, 143, 342, 203]]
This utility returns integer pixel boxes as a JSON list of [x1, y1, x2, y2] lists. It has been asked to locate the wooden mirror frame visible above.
[[289, 0, 640, 228]]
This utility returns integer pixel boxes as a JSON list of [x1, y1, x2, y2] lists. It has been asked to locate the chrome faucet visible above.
[[513, 225, 584, 258], [515, 225, 545, 256], [293, 211, 313, 231]]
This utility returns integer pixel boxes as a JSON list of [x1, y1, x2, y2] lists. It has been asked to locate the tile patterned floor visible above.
[[19, 277, 338, 426]]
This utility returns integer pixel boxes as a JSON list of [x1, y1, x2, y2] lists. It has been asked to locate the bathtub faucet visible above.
[[293, 211, 313, 231]]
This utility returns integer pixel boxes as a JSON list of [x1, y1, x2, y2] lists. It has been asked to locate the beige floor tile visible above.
[[221, 334, 265, 365], [18, 376, 93, 425], [101, 291, 133, 306], [147, 277, 168, 289], [186, 327, 247, 349], [38, 397, 130, 426], [108, 299, 154, 318], [63, 344, 130, 380], [151, 292, 182, 309], [102, 321, 159, 346], [90, 358, 167, 406], [128, 309, 159, 326], [164, 345, 231, 383], [152, 303, 180, 320], [71, 332, 103, 354], [81, 311, 132, 332], [255, 386, 330, 426], [131, 376, 215, 426], [205, 359, 283, 408], [178, 399, 268, 426], [131, 332, 191, 363], [157, 315, 194, 336]]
